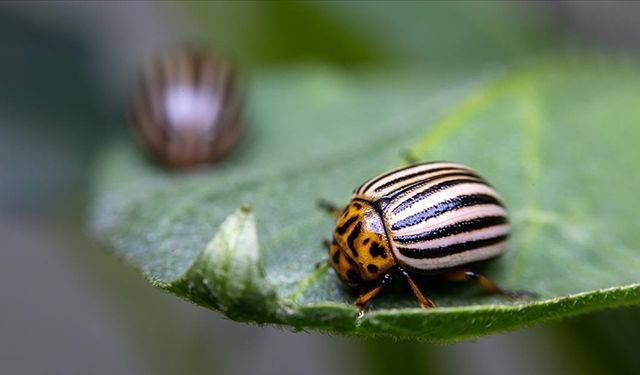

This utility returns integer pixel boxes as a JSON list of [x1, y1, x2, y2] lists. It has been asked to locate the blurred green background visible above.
[[2, 1, 640, 374]]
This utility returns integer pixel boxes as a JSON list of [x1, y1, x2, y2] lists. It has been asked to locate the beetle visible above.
[[321, 161, 533, 310], [131, 47, 242, 169]]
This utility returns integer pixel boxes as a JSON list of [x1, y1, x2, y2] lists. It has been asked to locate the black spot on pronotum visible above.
[[336, 215, 358, 235], [362, 238, 370, 245], [347, 270, 361, 282], [352, 202, 363, 209], [369, 242, 386, 258], [367, 264, 379, 274], [332, 251, 340, 264], [346, 222, 362, 257]]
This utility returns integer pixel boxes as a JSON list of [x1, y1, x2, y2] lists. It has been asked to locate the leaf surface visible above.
[[91, 59, 640, 341]]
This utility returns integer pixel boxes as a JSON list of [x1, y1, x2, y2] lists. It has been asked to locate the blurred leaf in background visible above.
[[0, 12, 110, 215], [185, 1, 560, 67]]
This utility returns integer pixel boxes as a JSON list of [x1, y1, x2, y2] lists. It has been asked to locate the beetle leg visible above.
[[441, 270, 538, 299], [354, 284, 384, 309], [397, 267, 437, 308], [321, 238, 332, 249], [354, 272, 394, 315], [317, 199, 343, 218], [314, 239, 333, 268]]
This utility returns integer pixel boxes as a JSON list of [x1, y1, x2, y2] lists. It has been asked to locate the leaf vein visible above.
[[286, 263, 330, 303], [508, 82, 544, 283]]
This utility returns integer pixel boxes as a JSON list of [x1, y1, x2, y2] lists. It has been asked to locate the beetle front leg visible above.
[[397, 267, 436, 308], [317, 199, 344, 218], [354, 272, 394, 317], [441, 270, 538, 299]]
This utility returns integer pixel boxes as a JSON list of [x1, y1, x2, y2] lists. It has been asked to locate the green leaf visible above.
[[90, 58, 640, 342]]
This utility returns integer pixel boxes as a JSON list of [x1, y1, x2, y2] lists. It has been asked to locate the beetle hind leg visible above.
[[442, 270, 538, 299]]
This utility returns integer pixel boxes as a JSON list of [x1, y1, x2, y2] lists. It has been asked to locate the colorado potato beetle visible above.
[[131, 47, 242, 169], [322, 161, 532, 310]]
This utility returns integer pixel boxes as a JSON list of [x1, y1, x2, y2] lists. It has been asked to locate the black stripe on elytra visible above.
[[336, 215, 358, 235], [373, 167, 477, 193], [391, 194, 504, 231], [394, 216, 508, 244], [398, 234, 508, 259], [355, 162, 444, 194], [346, 222, 362, 257], [375, 173, 480, 204], [392, 177, 487, 214]]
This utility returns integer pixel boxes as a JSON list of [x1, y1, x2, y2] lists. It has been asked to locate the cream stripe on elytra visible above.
[[394, 243, 508, 271], [356, 162, 474, 197], [394, 224, 509, 252], [390, 204, 508, 237], [358, 162, 469, 194]]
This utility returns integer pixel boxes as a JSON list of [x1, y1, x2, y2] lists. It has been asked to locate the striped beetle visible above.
[[322, 161, 533, 310], [132, 47, 242, 169]]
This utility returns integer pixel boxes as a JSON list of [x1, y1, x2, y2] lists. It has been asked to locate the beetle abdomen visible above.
[[356, 162, 509, 272]]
